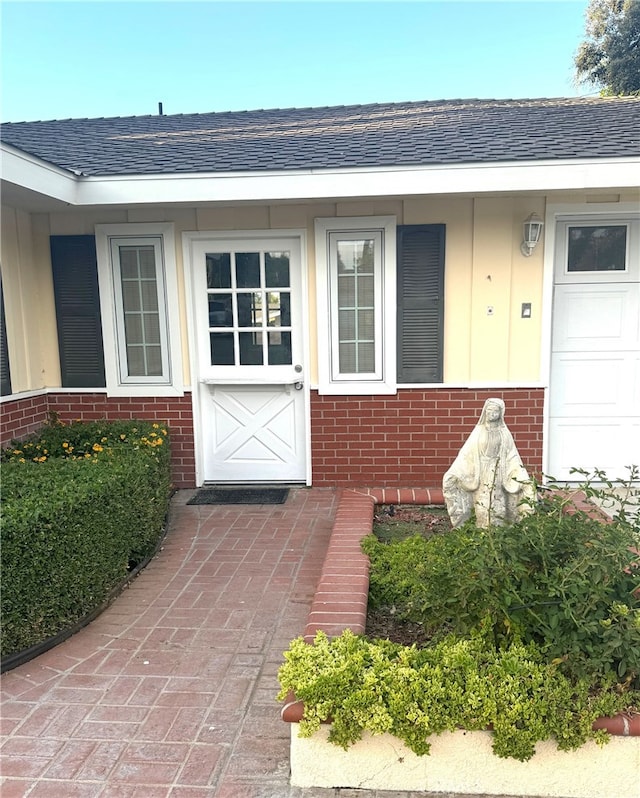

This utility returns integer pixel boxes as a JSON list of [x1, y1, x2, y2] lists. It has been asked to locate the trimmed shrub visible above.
[[362, 480, 640, 686], [1, 420, 172, 657]]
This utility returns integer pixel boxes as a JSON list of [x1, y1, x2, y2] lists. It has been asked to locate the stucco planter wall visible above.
[[290, 726, 640, 797], [282, 487, 640, 796]]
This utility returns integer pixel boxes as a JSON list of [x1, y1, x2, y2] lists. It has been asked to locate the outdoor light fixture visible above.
[[520, 213, 544, 257]]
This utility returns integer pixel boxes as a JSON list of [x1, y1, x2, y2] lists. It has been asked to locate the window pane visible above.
[[236, 253, 261, 287], [357, 275, 374, 304], [357, 342, 375, 372], [237, 292, 263, 326], [119, 247, 139, 279], [239, 331, 263, 364], [127, 345, 145, 376], [140, 280, 159, 311], [124, 314, 143, 343], [358, 309, 375, 339], [338, 276, 355, 305], [268, 331, 292, 364], [337, 239, 374, 274], [210, 332, 235, 365], [207, 253, 231, 288], [145, 345, 163, 376], [338, 309, 356, 339], [267, 292, 291, 326], [208, 294, 232, 327], [339, 342, 356, 372], [265, 251, 290, 287], [143, 314, 161, 344], [122, 281, 141, 312], [138, 247, 157, 279], [567, 226, 627, 272]]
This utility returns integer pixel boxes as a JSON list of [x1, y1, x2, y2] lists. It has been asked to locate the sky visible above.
[[0, 0, 594, 123]]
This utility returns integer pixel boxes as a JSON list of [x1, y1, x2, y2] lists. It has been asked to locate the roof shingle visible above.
[[1, 97, 639, 177]]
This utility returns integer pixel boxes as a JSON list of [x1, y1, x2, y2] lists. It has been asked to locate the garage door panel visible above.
[[549, 352, 636, 417], [552, 284, 639, 352], [547, 418, 640, 482]]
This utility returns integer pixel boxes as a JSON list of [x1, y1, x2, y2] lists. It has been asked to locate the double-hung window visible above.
[[96, 223, 182, 396]]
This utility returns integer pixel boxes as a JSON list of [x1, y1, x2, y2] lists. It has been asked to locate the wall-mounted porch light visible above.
[[520, 213, 544, 257]]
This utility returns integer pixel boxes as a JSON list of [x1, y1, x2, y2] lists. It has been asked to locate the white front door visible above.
[[187, 234, 308, 484], [548, 217, 640, 481]]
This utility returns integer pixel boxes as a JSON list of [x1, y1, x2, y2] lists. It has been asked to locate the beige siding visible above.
[[5, 190, 632, 397], [1, 206, 59, 392]]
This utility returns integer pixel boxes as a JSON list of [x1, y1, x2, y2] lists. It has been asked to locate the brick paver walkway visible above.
[[1, 487, 529, 798]]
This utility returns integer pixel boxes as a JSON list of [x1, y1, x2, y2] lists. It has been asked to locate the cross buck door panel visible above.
[[190, 236, 308, 484], [548, 218, 640, 481]]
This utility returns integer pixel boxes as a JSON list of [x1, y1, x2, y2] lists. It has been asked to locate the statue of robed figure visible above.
[[443, 398, 536, 528]]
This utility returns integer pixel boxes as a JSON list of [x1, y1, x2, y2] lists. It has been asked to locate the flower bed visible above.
[[280, 487, 640, 796]]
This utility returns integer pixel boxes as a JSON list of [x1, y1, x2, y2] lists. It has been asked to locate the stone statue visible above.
[[443, 398, 536, 528]]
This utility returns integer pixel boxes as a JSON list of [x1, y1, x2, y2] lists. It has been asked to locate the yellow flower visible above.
[[62, 442, 69, 448], [120, 434, 126, 440], [92, 443, 103, 452], [161, 429, 167, 436], [152, 423, 159, 429], [101, 437, 108, 443]]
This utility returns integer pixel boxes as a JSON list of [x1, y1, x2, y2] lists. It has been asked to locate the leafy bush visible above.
[[362, 474, 640, 686], [278, 626, 632, 761], [1, 420, 172, 657]]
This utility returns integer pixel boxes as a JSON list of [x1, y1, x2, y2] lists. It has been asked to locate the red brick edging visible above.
[[281, 487, 640, 737]]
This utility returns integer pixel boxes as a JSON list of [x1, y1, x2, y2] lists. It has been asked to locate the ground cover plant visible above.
[[278, 471, 640, 761], [1, 418, 172, 659]]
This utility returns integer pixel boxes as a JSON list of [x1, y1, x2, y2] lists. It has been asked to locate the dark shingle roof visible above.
[[2, 97, 639, 178]]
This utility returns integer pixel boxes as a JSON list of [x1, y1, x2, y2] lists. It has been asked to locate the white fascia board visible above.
[[74, 157, 640, 206], [0, 144, 78, 204], [3, 144, 639, 207]]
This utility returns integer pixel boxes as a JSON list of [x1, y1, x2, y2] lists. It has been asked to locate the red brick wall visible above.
[[1, 392, 196, 489], [310, 388, 544, 487], [3, 387, 544, 490], [0, 393, 49, 446]]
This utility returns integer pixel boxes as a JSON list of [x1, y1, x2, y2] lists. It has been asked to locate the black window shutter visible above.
[[397, 224, 445, 383], [0, 281, 11, 396], [50, 235, 106, 388]]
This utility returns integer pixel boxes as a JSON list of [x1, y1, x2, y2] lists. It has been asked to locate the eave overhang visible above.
[[2, 142, 639, 210]]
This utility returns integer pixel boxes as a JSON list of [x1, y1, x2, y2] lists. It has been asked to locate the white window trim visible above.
[[95, 223, 183, 397], [315, 216, 396, 395]]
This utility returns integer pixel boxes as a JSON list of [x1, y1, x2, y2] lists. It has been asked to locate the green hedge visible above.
[[1, 420, 172, 658]]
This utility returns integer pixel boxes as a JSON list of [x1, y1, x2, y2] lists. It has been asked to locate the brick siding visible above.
[[1, 392, 196, 489], [2, 387, 544, 490], [310, 388, 544, 487]]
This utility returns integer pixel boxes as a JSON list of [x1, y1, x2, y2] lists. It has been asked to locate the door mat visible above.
[[187, 488, 289, 505]]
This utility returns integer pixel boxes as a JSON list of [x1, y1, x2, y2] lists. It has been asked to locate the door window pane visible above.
[[237, 292, 263, 327], [208, 294, 233, 327], [567, 226, 627, 272], [210, 332, 235, 365], [265, 251, 290, 287], [268, 331, 292, 364], [267, 292, 290, 326], [236, 253, 261, 287], [239, 331, 263, 364], [207, 253, 232, 288]]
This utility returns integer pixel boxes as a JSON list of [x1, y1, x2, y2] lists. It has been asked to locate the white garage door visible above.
[[548, 217, 640, 482]]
